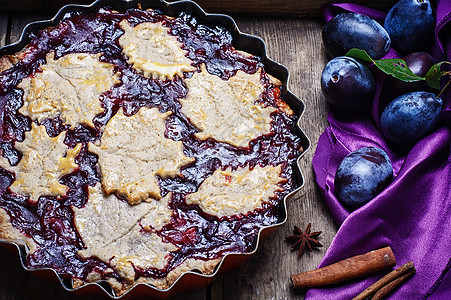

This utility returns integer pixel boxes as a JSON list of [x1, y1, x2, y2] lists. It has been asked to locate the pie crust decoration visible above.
[[180, 65, 277, 147], [186, 165, 286, 217], [119, 20, 196, 80], [0, 123, 81, 201], [73, 184, 176, 283], [88, 107, 195, 205], [18, 52, 119, 128]]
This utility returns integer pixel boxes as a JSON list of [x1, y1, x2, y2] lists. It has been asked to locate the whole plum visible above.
[[384, 0, 435, 53], [380, 91, 442, 146], [322, 13, 391, 59], [384, 52, 435, 99], [335, 147, 393, 208], [321, 56, 375, 110], [404, 52, 434, 77]]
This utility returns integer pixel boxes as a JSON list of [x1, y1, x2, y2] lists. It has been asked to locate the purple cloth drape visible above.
[[307, 0, 451, 299]]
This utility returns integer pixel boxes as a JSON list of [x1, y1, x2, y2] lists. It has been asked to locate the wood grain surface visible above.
[[0, 11, 338, 300], [0, 0, 398, 16]]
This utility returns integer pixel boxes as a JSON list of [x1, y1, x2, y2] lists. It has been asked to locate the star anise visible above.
[[285, 223, 323, 256]]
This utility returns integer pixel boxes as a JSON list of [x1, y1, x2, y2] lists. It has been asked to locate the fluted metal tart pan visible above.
[[0, 0, 310, 298]]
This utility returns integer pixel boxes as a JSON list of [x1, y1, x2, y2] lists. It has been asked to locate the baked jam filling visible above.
[[0, 7, 303, 295]]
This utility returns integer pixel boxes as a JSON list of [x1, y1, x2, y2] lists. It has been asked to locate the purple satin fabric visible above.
[[308, 1, 451, 299]]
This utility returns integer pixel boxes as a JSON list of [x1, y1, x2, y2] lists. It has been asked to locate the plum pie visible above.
[[0, 5, 303, 296]]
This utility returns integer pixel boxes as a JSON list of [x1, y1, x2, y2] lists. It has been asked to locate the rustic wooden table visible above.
[[0, 10, 338, 300]]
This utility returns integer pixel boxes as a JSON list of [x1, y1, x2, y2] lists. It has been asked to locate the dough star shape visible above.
[[18, 52, 119, 128], [180, 65, 277, 148], [89, 107, 195, 205], [0, 122, 82, 201]]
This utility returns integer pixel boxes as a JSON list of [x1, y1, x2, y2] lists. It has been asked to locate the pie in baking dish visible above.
[[0, 6, 303, 296]]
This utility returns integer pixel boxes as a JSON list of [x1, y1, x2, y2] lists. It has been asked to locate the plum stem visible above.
[[437, 75, 451, 99]]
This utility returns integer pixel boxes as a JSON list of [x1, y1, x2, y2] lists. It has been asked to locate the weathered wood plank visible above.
[[0, 14, 7, 47], [0, 0, 398, 17], [209, 17, 338, 299], [173, 288, 208, 300]]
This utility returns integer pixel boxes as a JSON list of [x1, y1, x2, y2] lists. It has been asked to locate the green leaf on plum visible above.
[[425, 61, 451, 90], [373, 59, 424, 82], [345, 48, 374, 62], [346, 48, 424, 82], [346, 48, 451, 90]]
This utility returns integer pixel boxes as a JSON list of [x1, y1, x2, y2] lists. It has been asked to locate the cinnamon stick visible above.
[[291, 246, 396, 289], [372, 270, 415, 299], [353, 261, 415, 300]]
